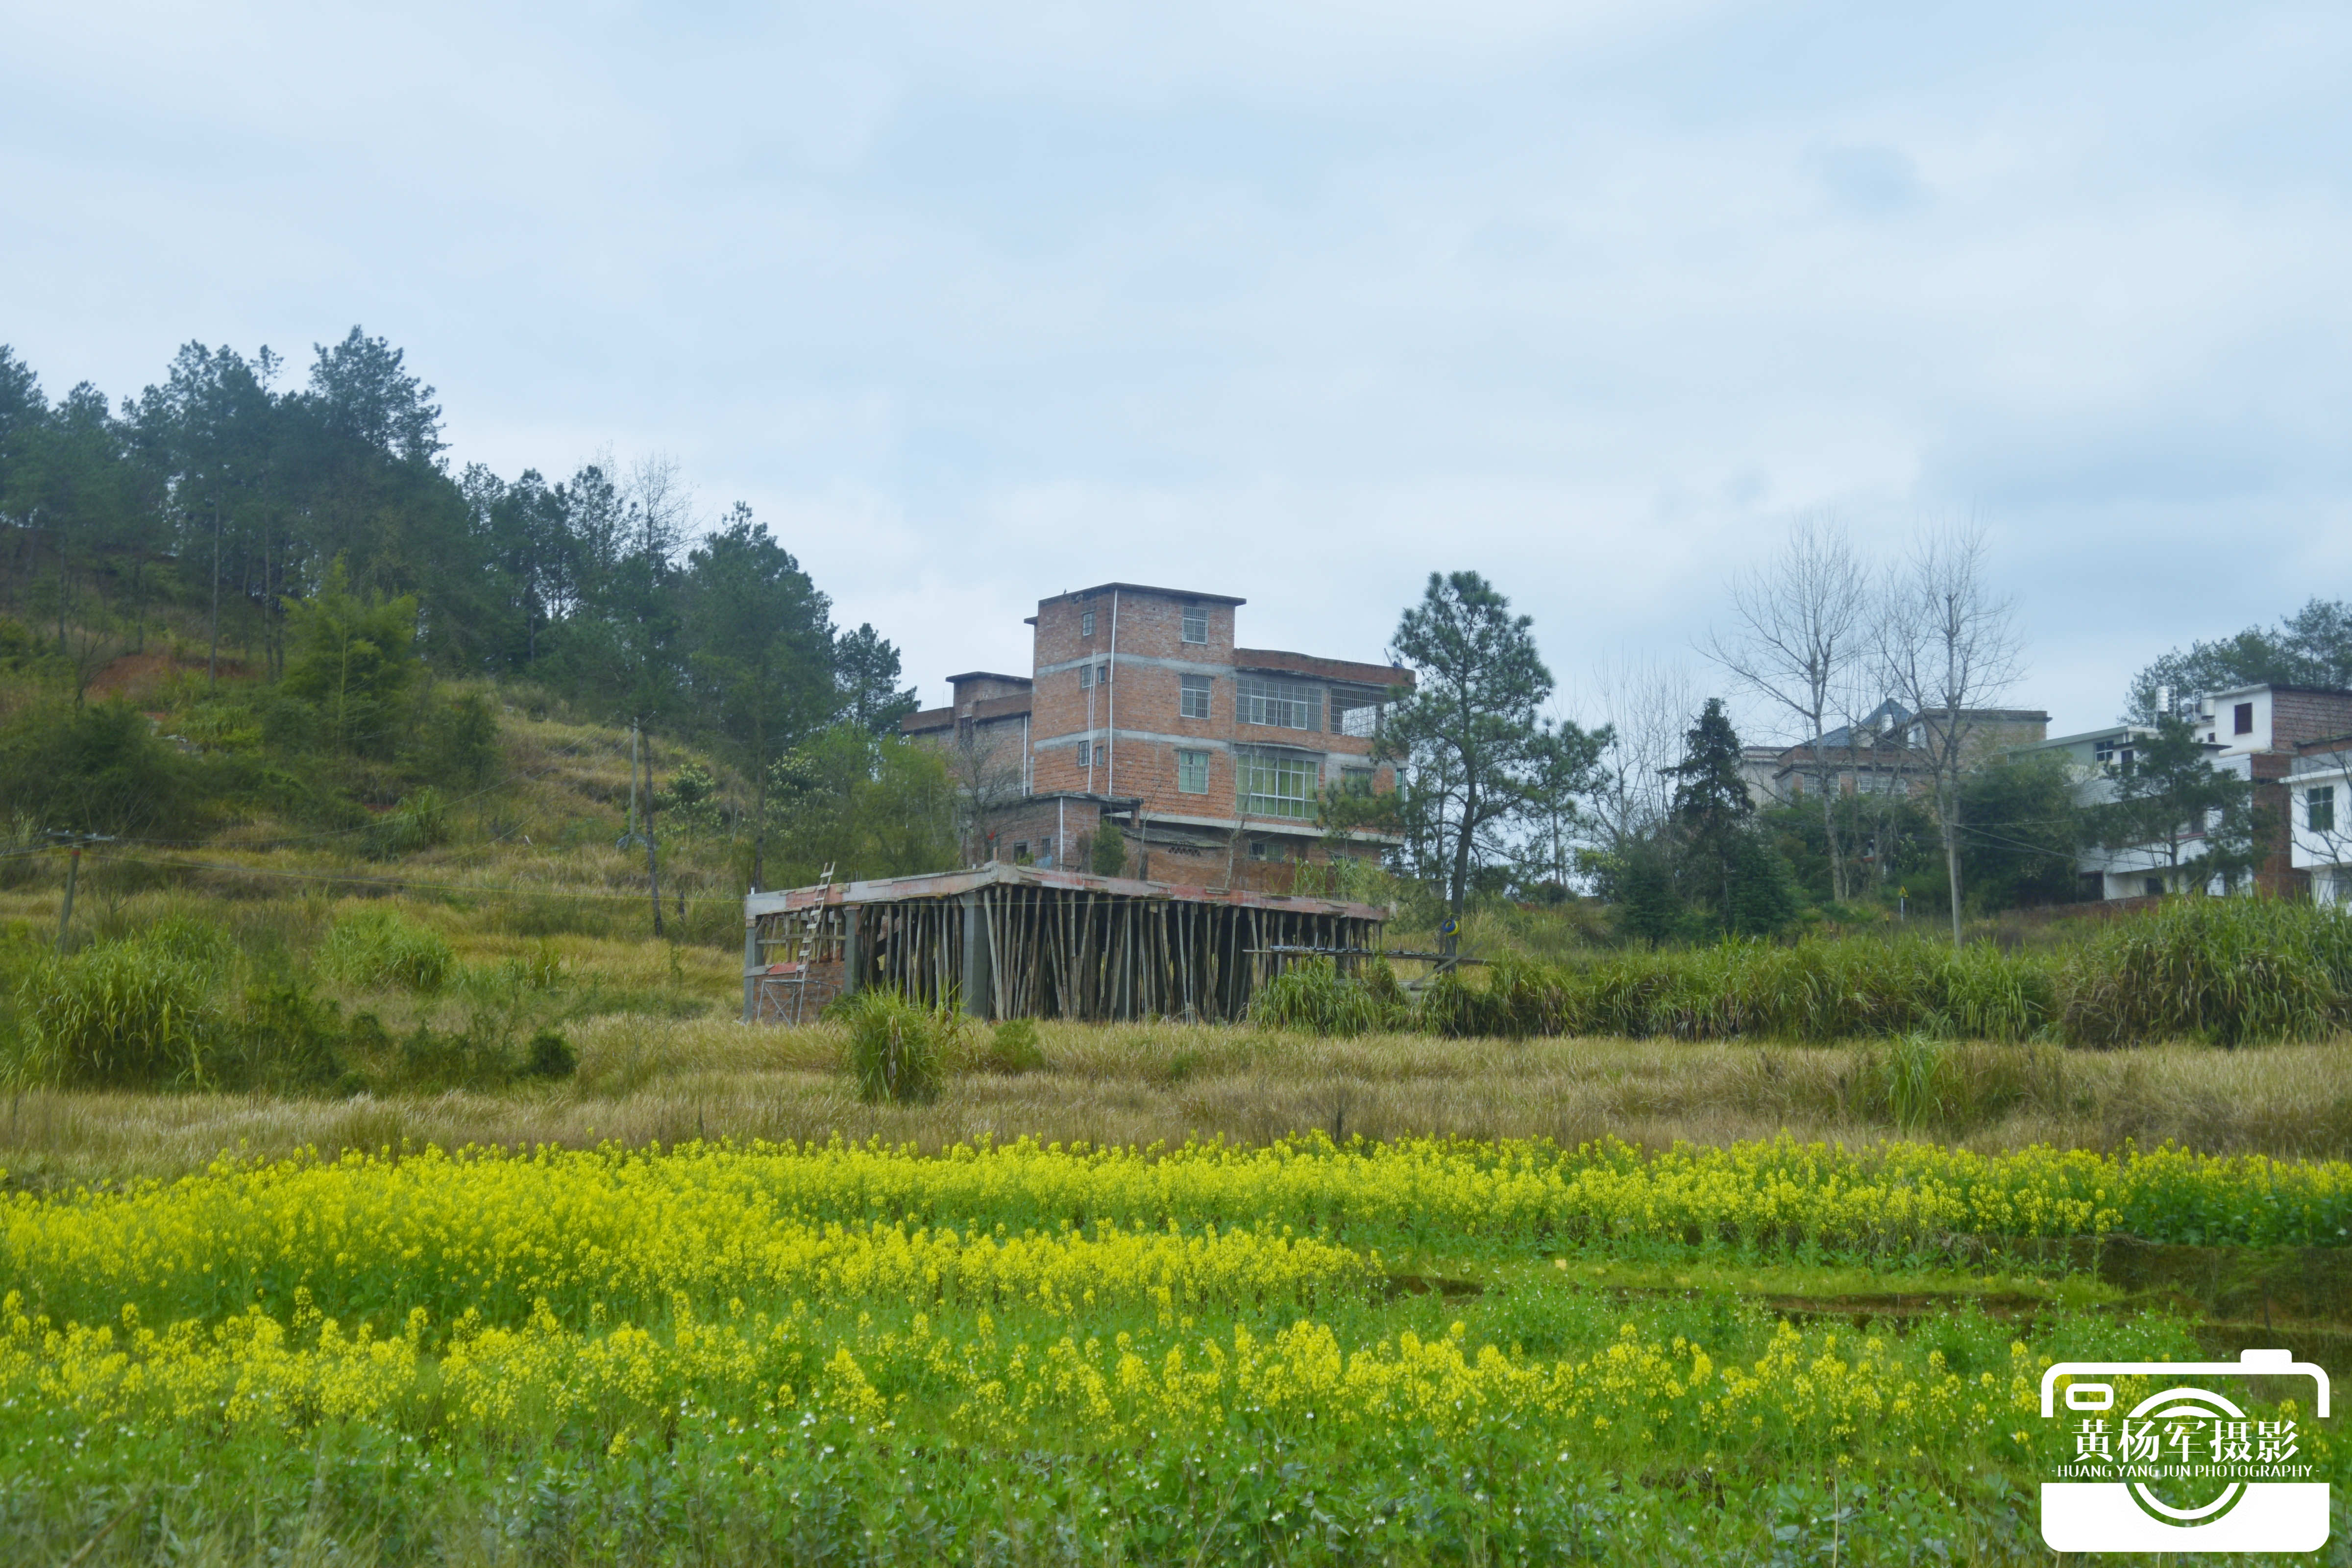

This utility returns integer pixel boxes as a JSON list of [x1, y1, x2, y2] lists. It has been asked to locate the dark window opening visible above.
[[2234, 702, 2254, 735]]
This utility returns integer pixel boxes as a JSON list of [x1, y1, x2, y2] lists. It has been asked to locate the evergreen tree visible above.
[[1382, 571, 1557, 913], [2096, 713, 2259, 892]]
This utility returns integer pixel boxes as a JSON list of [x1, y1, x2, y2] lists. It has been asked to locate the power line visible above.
[[84, 849, 699, 905]]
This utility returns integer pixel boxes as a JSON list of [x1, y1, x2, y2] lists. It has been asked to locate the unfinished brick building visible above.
[[902, 583, 1412, 892]]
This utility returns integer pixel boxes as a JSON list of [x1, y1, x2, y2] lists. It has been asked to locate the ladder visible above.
[[787, 864, 835, 1024]]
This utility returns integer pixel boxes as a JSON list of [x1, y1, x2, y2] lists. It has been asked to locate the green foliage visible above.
[[979, 1016, 1045, 1075], [2127, 597, 2352, 722], [0, 697, 200, 838], [318, 907, 455, 992], [2058, 895, 2352, 1046], [8, 937, 214, 1088], [837, 988, 947, 1104], [420, 689, 499, 786], [279, 558, 421, 757], [2095, 714, 2260, 892], [365, 786, 450, 858], [1956, 754, 2084, 909], [1419, 898, 2352, 1045], [1090, 822, 1128, 877], [1382, 570, 1560, 912], [216, 979, 350, 1093], [521, 1028, 578, 1079], [1248, 956, 1409, 1036]]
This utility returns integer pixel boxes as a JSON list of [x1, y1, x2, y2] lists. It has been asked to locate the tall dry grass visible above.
[[4, 1017, 2346, 1190]]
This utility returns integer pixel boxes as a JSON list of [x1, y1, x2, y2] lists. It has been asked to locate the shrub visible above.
[[2059, 896, 2352, 1046], [319, 908, 455, 992], [217, 979, 348, 1093], [366, 788, 451, 858], [980, 1017, 1045, 1075], [0, 698, 200, 839], [9, 938, 214, 1088], [1249, 957, 1409, 1036], [521, 1029, 577, 1079], [836, 988, 945, 1104]]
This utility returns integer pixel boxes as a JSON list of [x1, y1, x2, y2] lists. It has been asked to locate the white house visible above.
[[2288, 747, 2352, 906]]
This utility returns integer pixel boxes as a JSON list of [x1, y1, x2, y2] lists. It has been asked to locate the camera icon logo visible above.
[[2039, 1348, 2331, 1553]]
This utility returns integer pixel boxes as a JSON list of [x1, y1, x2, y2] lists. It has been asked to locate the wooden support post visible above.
[[960, 891, 991, 1017], [742, 914, 760, 1024], [842, 909, 863, 997]]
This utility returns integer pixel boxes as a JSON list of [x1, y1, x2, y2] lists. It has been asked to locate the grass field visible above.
[[5, 727, 2352, 1563]]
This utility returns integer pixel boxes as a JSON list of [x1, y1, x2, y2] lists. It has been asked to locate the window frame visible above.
[[1179, 674, 1212, 720], [1235, 745, 1318, 819], [1176, 749, 1210, 794], [1181, 605, 1208, 644], [1080, 609, 1095, 637], [2235, 702, 2255, 735], [1236, 674, 1322, 732], [2311, 784, 2337, 834]]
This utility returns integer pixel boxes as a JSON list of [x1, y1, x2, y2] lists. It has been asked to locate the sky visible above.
[[4, 0, 2349, 739]]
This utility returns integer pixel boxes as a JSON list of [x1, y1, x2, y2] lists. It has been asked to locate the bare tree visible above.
[[1702, 516, 1870, 899], [1579, 653, 1699, 851], [623, 452, 694, 565], [948, 717, 1028, 865], [1874, 526, 2025, 944]]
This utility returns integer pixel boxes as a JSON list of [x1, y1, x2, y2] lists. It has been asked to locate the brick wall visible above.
[[2269, 689, 2352, 748]]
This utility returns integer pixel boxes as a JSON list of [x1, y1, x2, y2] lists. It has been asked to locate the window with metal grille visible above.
[[1334, 699, 1380, 737], [1080, 609, 1095, 637], [1340, 766, 1373, 795], [1180, 674, 1211, 720], [1177, 750, 1209, 794], [1078, 665, 1093, 689], [1236, 746, 1316, 819], [1182, 605, 1208, 643], [1236, 675, 1321, 731], [2312, 785, 2337, 834], [1077, 741, 1092, 767]]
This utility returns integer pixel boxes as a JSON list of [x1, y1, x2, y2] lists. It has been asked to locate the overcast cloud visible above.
[[5, 0, 2348, 736]]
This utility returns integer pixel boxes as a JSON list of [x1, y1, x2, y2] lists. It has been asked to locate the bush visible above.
[[9, 938, 214, 1088], [980, 1017, 1045, 1075], [216, 979, 348, 1093], [367, 788, 451, 858], [521, 1028, 577, 1079], [1249, 957, 1409, 1037], [2059, 895, 2352, 1046], [0, 698, 200, 839], [836, 988, 945, 1104], [319, 908, 455, 992]]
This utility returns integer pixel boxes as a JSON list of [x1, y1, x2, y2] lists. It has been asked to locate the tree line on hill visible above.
[[0, 332, 940, 885]]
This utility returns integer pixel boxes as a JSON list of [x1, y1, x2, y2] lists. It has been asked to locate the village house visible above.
[[900, 583, 1413, 891], [2010, 683, 2352, 900], [1742, 700, 2051, 806]]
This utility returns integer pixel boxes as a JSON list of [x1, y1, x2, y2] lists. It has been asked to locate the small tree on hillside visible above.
[[1381, 571, 1555, 914], [280, 557, 420, 757]]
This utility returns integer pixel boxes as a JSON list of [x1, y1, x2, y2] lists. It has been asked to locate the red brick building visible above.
[[903, 583, 1412, 890]]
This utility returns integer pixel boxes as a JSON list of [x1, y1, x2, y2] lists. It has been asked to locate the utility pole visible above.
[[48, 832, 112, 953], [644, 731, 664, 938]]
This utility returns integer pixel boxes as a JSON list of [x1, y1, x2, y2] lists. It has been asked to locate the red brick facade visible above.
[[906, 583, 1412, 886]]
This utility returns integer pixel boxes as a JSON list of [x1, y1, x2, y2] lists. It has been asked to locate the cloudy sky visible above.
[[6, 0, 2348, 736]]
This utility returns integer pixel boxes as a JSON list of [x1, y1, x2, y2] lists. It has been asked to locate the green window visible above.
[[1177, 750, 1209, 794], [1236, 747, 1317, 819]]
